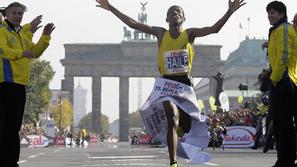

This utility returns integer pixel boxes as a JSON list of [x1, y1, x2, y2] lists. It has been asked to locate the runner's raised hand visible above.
[[95, 0, 110, 11], [228, 0, 246, 13]]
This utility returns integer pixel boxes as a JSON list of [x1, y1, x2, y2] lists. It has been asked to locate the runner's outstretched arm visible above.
[[187, 0, 246, 42], [95, 0, 165, 39]]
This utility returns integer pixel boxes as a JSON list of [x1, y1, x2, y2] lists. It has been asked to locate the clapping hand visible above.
[[30, 15, 43, 33], [42, 23, 55, 36]]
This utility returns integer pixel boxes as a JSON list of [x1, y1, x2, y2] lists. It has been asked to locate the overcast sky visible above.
[[2, 0, 297, 122]]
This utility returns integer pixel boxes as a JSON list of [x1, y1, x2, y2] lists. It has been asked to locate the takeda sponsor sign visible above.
[[27, 135, 49, 148], [223, 126, 256, 148]]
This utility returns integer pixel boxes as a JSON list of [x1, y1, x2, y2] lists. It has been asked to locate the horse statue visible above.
[[123, 26, 131, 40], [134, 29, 140, 40]]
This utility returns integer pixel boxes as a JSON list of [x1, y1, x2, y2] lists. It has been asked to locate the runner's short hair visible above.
[[167, 5, 185, 17]]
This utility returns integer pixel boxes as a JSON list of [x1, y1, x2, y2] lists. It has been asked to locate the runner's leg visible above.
[[163, 101, 180, 165]]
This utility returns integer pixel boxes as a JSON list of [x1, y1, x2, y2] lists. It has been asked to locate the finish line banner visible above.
[[139, 77, 211, 164], [140, 77, 206, 121]]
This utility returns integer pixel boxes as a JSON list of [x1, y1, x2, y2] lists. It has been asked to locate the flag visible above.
[[239, 23, 243, 29]]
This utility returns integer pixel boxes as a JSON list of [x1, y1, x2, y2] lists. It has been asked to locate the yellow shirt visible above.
[[81, 129, 87, 137], [157, 30, 194, 76], [0, 20, 51, 85], [268, 23, 297, 86]]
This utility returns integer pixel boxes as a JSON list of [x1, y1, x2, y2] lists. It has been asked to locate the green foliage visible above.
[[78, 113, 109, 134], [23, 59, 55, 125], [51, 98, 73, 129], [129, 111, 143, 128], [100, 114, 109, 133]]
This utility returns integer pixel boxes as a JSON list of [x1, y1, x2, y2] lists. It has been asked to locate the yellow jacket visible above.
[[268, 23, 297, 86], [0, 20, 51, 85], [81, 128, 87, 137], [0, 20, 33, 40]]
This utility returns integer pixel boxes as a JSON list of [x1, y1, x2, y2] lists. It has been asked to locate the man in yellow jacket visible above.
[[1, 7, 44, 40], [80, 127, 88, 146], [266, 1, 297, 167], [0, 2, 55, 167]]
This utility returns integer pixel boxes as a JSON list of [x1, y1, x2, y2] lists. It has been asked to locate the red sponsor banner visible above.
[[223, 126, 256, 148], [90, 135, 98, 142], [138, 134, 152, 144], [27, 135, 49, 148], [54, 136, 65, 145]]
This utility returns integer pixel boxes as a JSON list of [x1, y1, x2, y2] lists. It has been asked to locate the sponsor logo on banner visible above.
[[140, 77, 206, 144], [223, 126, 256, 148], [27, 135, 49, 148], [137, 134, 151, 144], [155, 81, 183, 96], [164, 49, 189, 74], [90, 135, 98, 142], [144, 104, 167, 136], [54, 136, 66, 145]]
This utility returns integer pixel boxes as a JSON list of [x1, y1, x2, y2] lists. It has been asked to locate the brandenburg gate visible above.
[[60, 40, 223, 141]]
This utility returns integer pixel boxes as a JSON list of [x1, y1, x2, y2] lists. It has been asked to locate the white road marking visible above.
[[81, 163, 166, 166], [205, 162, 220, 166], [19, 152, 45, 164], [89, 155, 157, 159], [110, 159, 166, 162], [18, 160, 28, 164], [28, 154, 38, 158], [53, 148, 64, 153]]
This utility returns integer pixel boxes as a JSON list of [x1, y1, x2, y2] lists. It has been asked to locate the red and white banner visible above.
[[54, 136, 65, 145], [89, 135, 98, 143], [223, 126, 256, 148], [26, 135, 49, 148]]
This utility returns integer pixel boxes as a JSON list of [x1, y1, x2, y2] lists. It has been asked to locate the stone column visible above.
[[209, 77, 217, 98], [119, 77, 129, 141], [92, 77, 101, 134], [61, 76, 74, 104]]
